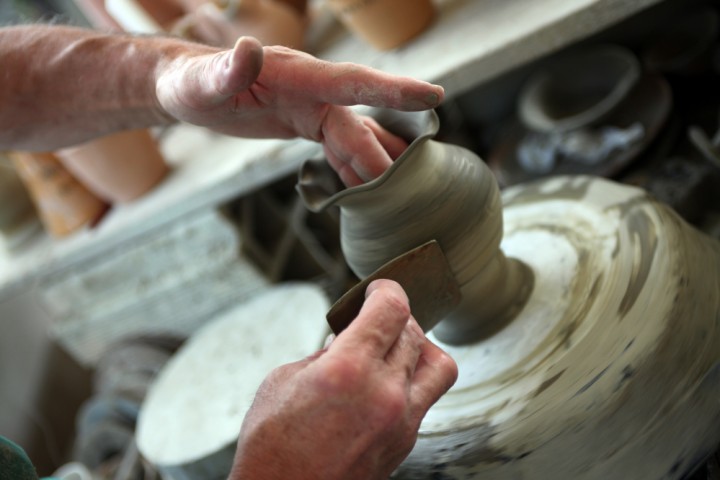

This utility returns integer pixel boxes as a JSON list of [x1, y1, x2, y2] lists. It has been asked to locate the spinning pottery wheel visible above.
[[298, 109, 720, 479]]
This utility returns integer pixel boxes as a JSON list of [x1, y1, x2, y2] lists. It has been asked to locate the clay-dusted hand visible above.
[[155, 36, 433, 186], [2, 26, 432, 185], [229, 279, 458, 480]]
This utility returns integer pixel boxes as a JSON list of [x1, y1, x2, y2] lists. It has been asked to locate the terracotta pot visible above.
[[274, 0, 307, 15], [297, 109, 720, 478], [325, 0, 435, 50], [9, 152, 108, 238], [57, 129, 169, 204], [172, 0, 307, 49], [136, 0, 186, 27]]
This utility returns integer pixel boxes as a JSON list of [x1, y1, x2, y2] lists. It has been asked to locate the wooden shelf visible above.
[[313, 0, 666, 97], [0, 0, 667, 299]]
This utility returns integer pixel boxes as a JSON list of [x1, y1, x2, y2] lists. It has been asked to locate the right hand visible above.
[[154, 38, 438, 186], [229, 279, 458, 480]]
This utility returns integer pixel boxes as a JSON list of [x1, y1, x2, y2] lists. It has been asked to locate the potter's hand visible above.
[[155, 37, 440, 186], [229, 279, 458, 480]]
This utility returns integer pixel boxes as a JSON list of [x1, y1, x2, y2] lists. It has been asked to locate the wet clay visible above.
[[297, 110, 720, 479], [298, 109, 533, 344]]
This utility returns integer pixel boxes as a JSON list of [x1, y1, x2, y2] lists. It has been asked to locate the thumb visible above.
[[200, 36, 264, 106]]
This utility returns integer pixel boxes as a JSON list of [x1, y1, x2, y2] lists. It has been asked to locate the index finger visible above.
[[263, 46, 445, 111], [331, 279, 412, 358], [323, 62, 445, 111]]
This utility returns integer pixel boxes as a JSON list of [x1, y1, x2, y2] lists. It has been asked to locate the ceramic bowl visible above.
[[490, 74, 672, 187], [518, 45, 641, 133]]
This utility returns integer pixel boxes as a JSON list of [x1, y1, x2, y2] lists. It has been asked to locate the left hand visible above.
[[155, 37, 442, 186], [230, 280, 458, 480]]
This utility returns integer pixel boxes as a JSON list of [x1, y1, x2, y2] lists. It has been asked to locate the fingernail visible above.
[[403, 92, 441, 110], [424, 92, 440, 107]]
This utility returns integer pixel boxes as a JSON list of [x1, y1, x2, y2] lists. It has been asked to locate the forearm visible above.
[[0, 25, 216, 151]]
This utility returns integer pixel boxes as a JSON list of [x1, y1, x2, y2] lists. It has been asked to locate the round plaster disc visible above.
[[136, 283, 329, 478]]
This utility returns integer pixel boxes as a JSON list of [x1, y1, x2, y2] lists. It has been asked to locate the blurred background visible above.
[[2, 0, 720, 478], [0, 0, 86, 24]]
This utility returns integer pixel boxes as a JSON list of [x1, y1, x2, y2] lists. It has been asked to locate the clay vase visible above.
[[56, 129, 169, 204], [299, 109, 533, 343], [325, 0, 435, 50], [9, 152, 108, 237], [297, 109, 720, 479], [172, 0, 307, 49]]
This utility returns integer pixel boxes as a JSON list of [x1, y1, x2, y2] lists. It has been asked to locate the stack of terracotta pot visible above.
[[8, 128, 168, 238], [76, 0, 437, 51], [74, 0, 310, 50]]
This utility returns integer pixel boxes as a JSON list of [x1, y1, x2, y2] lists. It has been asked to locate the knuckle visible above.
[[375, 384, 410, 425], [314, 356, 365, 394], [426, 350, 458, 395], [438, 351, 459, 386], [387, 292, 412, 319], [407, 320, 426, 348], [360, 328, 392, 353]]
